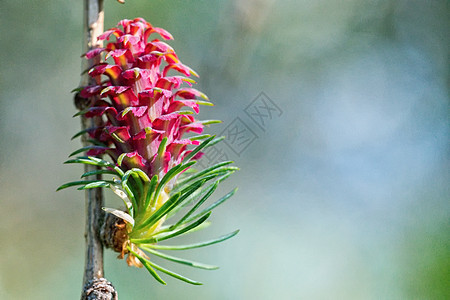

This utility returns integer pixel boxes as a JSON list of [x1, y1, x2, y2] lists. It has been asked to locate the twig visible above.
[[77, 0, 118, 299]]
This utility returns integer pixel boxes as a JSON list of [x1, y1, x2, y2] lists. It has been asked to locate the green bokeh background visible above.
[[0, 0, 448, 299]]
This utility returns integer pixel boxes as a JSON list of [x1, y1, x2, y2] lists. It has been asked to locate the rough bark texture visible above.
[[82, 278, 118, 300], [78, 0, 118, 299], [101, 213, 128, 253]]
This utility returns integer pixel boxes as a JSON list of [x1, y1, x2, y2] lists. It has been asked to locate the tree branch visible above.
[[78, 0, 118, 299]]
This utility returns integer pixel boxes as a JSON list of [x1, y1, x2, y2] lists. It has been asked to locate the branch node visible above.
[[82, 278, 118, 300], [101, 212, 128, 253]]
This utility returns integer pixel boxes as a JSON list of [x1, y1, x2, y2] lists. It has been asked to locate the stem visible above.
[[78, 0, 118, 299]]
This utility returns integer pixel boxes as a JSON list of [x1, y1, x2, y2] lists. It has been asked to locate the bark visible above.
[[77, 0, 118, 299]]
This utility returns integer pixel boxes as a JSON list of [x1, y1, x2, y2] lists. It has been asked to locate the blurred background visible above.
[[0, 0, 448, 299]]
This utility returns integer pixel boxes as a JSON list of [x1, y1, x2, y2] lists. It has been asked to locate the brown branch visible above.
[[78, 0, 118, 299]]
